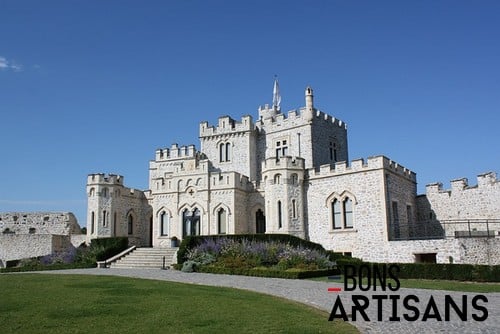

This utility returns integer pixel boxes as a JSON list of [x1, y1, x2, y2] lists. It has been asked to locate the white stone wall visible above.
[[0, 234, 73, 267]]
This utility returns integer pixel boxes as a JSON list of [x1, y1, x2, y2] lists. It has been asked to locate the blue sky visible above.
[[1, 1, 499, 227]]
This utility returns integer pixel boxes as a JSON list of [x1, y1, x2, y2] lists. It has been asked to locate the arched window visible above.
[[343, 198, 353, 228], [291, 174, 298, 185], [89, 188, 95, 197], [183, 208, 201, 237], [332, 199, 342, 229], [225, 143, 231, 162], [219, 143, 225, 162], [102, 188, 108, 197], [274, 174, 281, 184], [277, 201, 282, 229], [160, 211, 169, 236], [127, 214, 133, 235], [91, 211, 95, 234], [218, 208, 226, 234]]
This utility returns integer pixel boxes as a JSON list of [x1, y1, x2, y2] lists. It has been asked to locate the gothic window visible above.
[[225, 143, 231, 162], [219, 143, 224, 162], [128, 214, 133, 235], [160, 211, 169, 236], [291, 173, 298, 185], [274, 174, 281, 184], [343, 198, 353, 228], [102, 188, 108, 197], [331, 197, 354, 230], [332, 199, 342, 229], [277, 201, 282, 229], [217, 208, 226, 234], [183, 208, 201, 237], [89, 188, 95, 197], [219, 142, 232, 162]]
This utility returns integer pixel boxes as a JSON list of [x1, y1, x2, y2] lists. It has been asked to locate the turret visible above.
[[304, 86, 314, 121]]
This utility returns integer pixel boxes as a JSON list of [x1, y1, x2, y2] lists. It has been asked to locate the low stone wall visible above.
[[386, 237, 500, 265], [0, 234, 74, 267]]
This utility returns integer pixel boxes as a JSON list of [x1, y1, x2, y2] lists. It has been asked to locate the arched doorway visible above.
[[256, 209, 266, 233]]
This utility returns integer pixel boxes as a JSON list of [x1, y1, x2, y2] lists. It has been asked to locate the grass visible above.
[[0, 274, 358, 334], [309, 275, 500, 293]]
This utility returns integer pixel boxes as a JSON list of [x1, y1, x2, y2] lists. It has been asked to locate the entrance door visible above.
[[256, 209, 266, 233]]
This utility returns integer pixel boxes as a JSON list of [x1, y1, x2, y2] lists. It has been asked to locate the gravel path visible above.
[[26, 268, 500, 333]]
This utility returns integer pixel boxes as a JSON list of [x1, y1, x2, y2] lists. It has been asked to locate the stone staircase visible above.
[[110, 247, 178, 269]]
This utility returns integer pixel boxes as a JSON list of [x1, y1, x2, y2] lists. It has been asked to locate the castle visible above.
[[86, 83, 500, 265]]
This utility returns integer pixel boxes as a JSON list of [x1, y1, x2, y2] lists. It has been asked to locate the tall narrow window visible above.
[[332, 200, 342, 229], [219, 143, 224, 162], [225, 143, 231, 162], [128, 214, 133, 235], [292, 199, 297, 219], [277, 201, 282, 229], [344, 198, 353, 228], [274, 174, 281, 184], [218, 208, 226, 234], [91, 211, 95, 234], [160, 211, 169, 236], [406, 205, 412, 225], [113, 212, 117, 235], [392, 202, 400, 239], [256, 209, 266, 233], [102, 210, 107, 227], [183, 208, 201, 237]]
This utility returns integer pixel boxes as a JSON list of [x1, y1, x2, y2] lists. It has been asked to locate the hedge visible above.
[[332, 257, 500, 282], [197, 266, 340, 279], [0, 261, 95, 273], [90, 237, 129, 261], [177, 234, 326, 264]]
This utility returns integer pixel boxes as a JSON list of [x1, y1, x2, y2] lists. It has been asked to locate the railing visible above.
[[389, 219, 500, 241], [96, 245, 136, 268]]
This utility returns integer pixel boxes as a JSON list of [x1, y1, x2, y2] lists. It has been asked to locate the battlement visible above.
[[199, 115, 254, 138], [210, 171, 251, 191], [309, 156, 416, 181], [262, 156, 305, 171], [426, 172, 499, 194], [87, 173, 123, 185], [155, 143, 197, 161], [256, 106, 347, 132]]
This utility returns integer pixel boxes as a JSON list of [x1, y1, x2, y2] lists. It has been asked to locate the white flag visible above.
[[273, 79, 281, 109]]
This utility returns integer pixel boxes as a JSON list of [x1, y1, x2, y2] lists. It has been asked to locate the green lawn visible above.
[[309, 275, 500, 293], [0, 274, 358, 334]]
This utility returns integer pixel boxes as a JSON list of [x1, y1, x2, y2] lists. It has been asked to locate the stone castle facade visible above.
[[86, 84, 500, 265]]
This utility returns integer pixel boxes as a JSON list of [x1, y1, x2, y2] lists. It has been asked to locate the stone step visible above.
[[109, 247, 178, 269]]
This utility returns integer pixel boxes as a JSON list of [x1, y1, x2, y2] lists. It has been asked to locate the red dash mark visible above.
[[328, 287, 342, 292]]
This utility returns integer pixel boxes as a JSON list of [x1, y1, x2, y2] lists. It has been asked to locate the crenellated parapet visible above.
[[209, 171, 252, 191], [155, 143, 197, 161], [199, 115, 254, 138], [308, 156, 416, 182], [261, 156, 305, 171], [87, 173, 123, 185], [426, 172, 499, 194]]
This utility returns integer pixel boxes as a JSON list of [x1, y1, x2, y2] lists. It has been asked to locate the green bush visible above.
[[89, 237, 129, 261], [198, 266, 339, 279]]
